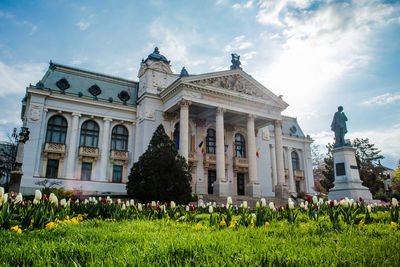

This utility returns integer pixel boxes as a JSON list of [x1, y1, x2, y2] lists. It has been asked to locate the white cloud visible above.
[[0, 61, 47, 97], [232, 0, 254, 9], [363, 92, 400, 105], [252, 0, 400, 117], [76, 14, 94, 31], [224, 35, 253, 52]]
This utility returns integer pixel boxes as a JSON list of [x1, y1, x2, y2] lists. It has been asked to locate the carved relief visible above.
[[262, 129, 270, 140], [140, 109, 155, 121], [29, 105, 42, 123]]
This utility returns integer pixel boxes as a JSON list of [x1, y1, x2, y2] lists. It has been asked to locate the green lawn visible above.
[[1, 219, 399, 266]]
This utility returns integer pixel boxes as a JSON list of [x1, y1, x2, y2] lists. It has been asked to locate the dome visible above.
[[145, 47, 170, 65]]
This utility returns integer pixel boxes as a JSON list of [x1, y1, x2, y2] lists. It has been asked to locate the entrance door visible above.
[[237, 173, 245, 196], [208, 170, 216, 194]]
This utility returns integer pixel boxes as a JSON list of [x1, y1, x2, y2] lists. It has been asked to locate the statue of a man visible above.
[[331, 106, 348, 148]]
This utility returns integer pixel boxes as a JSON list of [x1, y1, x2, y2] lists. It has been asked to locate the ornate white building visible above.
[[19, 48, 314, 198]]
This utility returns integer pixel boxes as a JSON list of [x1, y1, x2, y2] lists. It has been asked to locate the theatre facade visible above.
[[19, 48, 315, 198]]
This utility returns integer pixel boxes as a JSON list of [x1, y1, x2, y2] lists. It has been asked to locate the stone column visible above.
[[274, 120, 288, 198], [99, 117, 112, 181], [179, 100, 191, 159], [246, 114, 261, 197], [286, 147, 295, 193], [66, 113, 81, 179], [34, 107, 48, 177], [214, 107, 228, 196], [300, 149, 309, 193], [270, 144, 277, 190]]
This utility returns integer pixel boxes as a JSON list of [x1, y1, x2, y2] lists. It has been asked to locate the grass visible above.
[[1, 219, 399, 266]]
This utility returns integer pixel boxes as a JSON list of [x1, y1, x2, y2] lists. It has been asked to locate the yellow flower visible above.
[[10, 225, 19, 231], [46, 222, 57, 229], [219, 220, 227, 227], [71, 217, 79, 224], [251, 219, 255, 228], [113, 218, 116, 222], [359, 220, 364, 226], [229, 221, 237, 228], [265, 221, 270, 227], [17, 229, 22, 234], [391, 221, 397, 227]]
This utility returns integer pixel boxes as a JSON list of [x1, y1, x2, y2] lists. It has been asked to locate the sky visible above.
[[0, 0, 399, 169]]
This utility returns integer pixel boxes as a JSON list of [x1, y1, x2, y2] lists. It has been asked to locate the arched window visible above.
[[46, 115, 67, 144], [206, 128, 216, 154], [80, 120, 99, 147], [291, 151, 300, 170], [111, 125, 128, 151], [173, 123, 180, 150], [235, 133, 246, 158]]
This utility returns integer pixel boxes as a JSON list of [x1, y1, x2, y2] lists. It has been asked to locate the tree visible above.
[[320, 138, 385, 196], [392, 160, 400, 192], [126, 124, 192, 204], [0, 128, 18, 191]]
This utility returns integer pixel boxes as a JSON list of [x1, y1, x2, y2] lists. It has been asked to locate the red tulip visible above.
[[306, 196, 311, 202], [330, 201, 334, 207]]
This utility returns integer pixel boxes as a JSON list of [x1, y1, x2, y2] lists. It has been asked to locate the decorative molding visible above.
[[88, 84, 102, 97], [28, 105, 42, 123], [56, 78, 70, 91]]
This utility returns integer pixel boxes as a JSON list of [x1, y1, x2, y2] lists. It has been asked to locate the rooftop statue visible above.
[[230, 53, 242, 70], [331, 106, 348, 148]]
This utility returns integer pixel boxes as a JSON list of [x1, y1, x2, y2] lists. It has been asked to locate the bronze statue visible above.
[[331, 106, 348, 148]]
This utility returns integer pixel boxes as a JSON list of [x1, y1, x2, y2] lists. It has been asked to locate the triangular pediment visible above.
[[181, 69, 288, 109]]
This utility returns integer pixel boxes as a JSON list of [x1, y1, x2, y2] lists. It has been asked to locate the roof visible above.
[[35, 62, 139, 106], [281, 116, 306, 138], [144, 47, 170, 65]]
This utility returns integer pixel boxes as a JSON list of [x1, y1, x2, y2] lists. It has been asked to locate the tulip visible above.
[[349, 199, 354, 206], [288, 198, 295, 210], [0, 187, 4, 199], [15, 193, 23, 204], [313, 196, 318, 204], [227, 196, 233, 206], [152, 201, 156, 207], [306, 196, 311, 203], [122, 204, 126, 210], [367, 205, 372, 213], [251, 213, 256, 220], [209, 205, 213, 214], [185, 205, 190, 212], [261, 198, 266, 208], [60, 198, 67, 207], [49, 193, 58, 205], [33, 198, 39, 205], [256, 201, 260, 209], [98, 197, 102, 202], [334, 200, 338, 206], [318, 198, 324, 205], [138, 203, 142, 211], [34, 190, 42, 201], [268, 202, 275, 210], [300, 202, 305, 209], [242, 201, 248, 209], [75, 199, 79, 204], [213, 202, 216, 208], [130, 200, 135, 206], [170, 201, 176, 209], [392, 198, 399, 207], [84, 199, 89, 205]]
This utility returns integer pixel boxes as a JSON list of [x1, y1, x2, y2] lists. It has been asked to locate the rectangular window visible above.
[[81, 162, 92, 181], [113, 165, 123, 183], [46, 159, 59, 178]]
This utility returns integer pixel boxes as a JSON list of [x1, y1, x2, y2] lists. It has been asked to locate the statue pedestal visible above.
[[246, 182, 261, 198], [274, 184, 289, 199], [328, 146, 373, 201], [213, 180, 229, 196]]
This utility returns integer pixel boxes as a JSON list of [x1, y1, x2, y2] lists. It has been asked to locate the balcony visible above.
[[233, 157, 248, 168], [294, 169, 304, 178], [203, 153, 228, 168], [188, 151, 197, 163], [110, 150, 129, 162], [43, 142, 66, 157], [78, 146, 99, 160]]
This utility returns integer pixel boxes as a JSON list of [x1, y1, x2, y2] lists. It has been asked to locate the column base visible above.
[[195, 181, 206, 195], [246, 182, 261, 198], [213, 180, 229, 196], [274, 184, 289, 199], [9, 170, 23, 193], [328, 180, 373, 201]]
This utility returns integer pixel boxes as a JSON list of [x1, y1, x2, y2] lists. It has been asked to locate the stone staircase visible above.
[[196, 194, 288, 209]]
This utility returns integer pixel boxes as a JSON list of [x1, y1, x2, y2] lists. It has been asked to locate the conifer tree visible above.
[[126, 124, 192, 203]]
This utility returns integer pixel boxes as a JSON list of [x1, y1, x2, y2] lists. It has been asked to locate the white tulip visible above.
[[300, 202, 305, 209], [334, 200, 338, 206], [319, 198, 324, 205], [130, 200, 135, 206], [15, 193, 23, 204], [242, 201, 248, 209], [313, 196, 318, 204], [98, 197, 102, 202], [34, 190, 42, 201], [252, 213, 257, 220], [227, 196, 233, 205], [151, 201, 156, 207], [49, 193, 58, 205], [33, 198, 39, 205], [221, 204, 225, 208], [60, 198, 67, 207], [349, 199, 354, 206], [256, 201, 260, 209], [304, 204, 308, 210], [288, 198, 295, 210], [209, 205, 213, 214], [170, 201, 176, 209], [138, 203, 142, 211], [186, 205, 190, 212], [84, 199, 89, 205], [198, 199, 204, 207], [213, 202, 216, 208], [392, 198, 399, 207], [269, 202, 275, 210], [367, 205, 372, 213], [122, 204, 126, 210], [261, 198, 266, 207]]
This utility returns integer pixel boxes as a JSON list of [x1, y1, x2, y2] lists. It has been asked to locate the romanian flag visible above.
[[198, 141, 205, 153], [256, 148, 260, 158]]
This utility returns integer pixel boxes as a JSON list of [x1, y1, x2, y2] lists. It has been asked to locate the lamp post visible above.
[[9, 127, 30, 193]]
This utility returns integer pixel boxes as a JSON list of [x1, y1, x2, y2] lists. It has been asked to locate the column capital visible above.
[[71, 112, 82, 117], [179, 99, 192, 108], [274, 119, 282, 127], [103, 117, 113, 122], [248, 114, 257, 120], [216, 107, 226, 115]]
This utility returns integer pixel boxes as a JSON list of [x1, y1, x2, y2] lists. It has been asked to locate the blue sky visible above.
[[0, 0, 399, 168]]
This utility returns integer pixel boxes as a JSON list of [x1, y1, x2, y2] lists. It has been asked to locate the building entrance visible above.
[[237, 173, 245, 196], [208, 170, 216, 194]]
